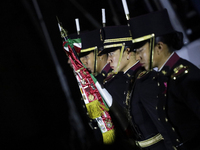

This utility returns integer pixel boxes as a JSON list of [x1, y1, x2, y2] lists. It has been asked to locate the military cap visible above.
[[79, 29, 103, 58], [98, 25, 132, 55], [128, 9, 183, 50]]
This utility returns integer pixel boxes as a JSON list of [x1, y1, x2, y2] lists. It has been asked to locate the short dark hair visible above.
[[155, 32, 183, 52]]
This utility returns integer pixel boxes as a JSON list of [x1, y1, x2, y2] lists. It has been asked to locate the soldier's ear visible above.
[[155, 42, 164, 55], [126, 48, 131, 53]]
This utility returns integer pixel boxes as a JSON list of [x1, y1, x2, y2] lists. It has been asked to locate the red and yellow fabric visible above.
[[63, 40, 115, 144]]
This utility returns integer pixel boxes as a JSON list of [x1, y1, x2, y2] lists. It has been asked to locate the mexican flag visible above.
[[63, 38, 81, 54]]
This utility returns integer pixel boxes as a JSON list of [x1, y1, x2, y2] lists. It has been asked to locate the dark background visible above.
[[1, 0, 200, 149]]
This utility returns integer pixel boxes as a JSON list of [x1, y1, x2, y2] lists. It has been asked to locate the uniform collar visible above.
[[102, 63, 111, 72], [124, 61, 142, 79], [158, 52, 180, 75]]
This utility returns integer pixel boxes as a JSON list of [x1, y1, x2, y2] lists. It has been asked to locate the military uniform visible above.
[[104, 62, 142, 110], [129, 70, 174, 150], [154, 52, 200, 150], [102, 61, 142, 150], [128, 9, 200, 150], [95, 63, 112, 85]]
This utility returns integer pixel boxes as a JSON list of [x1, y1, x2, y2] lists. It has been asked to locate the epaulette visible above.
[[171, 64, 189, 80], [103, 72, 116, 84], [137, 70, 148, 79]]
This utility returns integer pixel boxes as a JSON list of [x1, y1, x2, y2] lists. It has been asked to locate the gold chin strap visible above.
[[115, 44, 125, 74], [93, 48, 98, 76], [132, 34, 155, 71]]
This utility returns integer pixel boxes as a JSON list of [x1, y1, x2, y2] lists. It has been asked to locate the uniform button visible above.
[[126, 81, 128, 83], [83, 105, 85, 108], [176, 139, 180, 142], [156, 107, 158, 110], [165, 118, 168, 122], [164, 94, 167, 97], [172, 127, 175, 131], [173, 146, 177, 150], [157, 82, 160, 86], [163, 107, 165, 110], [152, 77, 155, 80], [158, 118, 160, 121], [156, 95, 159, 98], [124, 91, 126, 95], [173, 77, 176, 80], [94, 127, 97, 129]]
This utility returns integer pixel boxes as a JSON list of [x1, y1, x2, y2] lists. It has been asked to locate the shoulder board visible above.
[[137, 70, 148, 79], [171, 64, 189, 80], [103, 72, 116, 84]]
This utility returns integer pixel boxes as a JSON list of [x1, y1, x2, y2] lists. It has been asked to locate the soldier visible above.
[[78, 27, 140, 149], [79, 29, 111, 84], [129, 9, 200, 150], [98, 25, 143, 149]]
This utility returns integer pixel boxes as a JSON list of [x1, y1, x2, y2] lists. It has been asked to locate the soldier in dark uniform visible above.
[[77, 27, 140, 149], [98, 25, 143, 149], [128, 9, 200, 150], [79, 29, 111, 84]]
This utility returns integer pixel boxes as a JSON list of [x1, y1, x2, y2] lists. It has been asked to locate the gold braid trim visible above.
[[81, 46, 97, 52], [132, 34, 155, 43], [104, 37, 132, 44], [86, 100, 109, 119], [102, 129, 115, 144]]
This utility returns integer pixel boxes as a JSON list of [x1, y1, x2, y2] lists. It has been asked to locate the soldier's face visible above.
[[107, 49, 128, 72], [107, 49, 120, 72], [81, 52, 95, 73], [135, 42, 151, 70]]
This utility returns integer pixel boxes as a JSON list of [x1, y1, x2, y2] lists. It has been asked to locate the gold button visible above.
[[176, 139, 180, 142], [165, 118, 168, 122], [163, 107, 165, 110], [156, 107, 158, 110], [158, 82, 160, 86], [164, 94, 167, 97], [158, 118, 160, 121], [172, 127, 175, 131]]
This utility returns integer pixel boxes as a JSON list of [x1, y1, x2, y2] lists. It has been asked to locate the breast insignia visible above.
[[137, 70, 148, 79]]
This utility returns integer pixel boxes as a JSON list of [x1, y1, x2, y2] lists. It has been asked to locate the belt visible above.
[[136, 133, 164, 148]]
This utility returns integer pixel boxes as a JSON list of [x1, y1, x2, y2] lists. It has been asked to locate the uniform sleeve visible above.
[[180, 66, 200, 119]]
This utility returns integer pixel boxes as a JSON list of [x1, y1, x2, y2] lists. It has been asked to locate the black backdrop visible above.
[[1, 0, 200, 149]]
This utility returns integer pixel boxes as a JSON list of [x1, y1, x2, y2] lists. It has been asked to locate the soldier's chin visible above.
[[144, 65, 149, 71]]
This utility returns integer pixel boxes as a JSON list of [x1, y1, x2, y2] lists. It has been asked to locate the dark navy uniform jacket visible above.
[[154, 52, 200, 150], [104, 61, 142, 110], [130, 71, 174, 150], [101, 62, 142, 150]]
